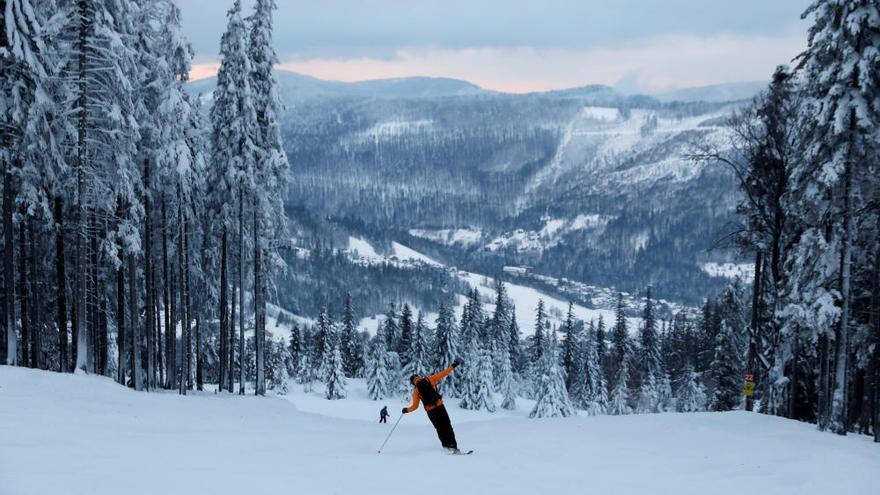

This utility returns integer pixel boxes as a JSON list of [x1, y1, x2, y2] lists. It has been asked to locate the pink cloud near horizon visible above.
[[189, 31, 805, 94]]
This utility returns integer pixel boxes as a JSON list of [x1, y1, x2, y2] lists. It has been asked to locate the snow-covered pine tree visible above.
[[247, 0, 289, 397], [434, 297, 459, 395], [266, 338, 290, 394], [676, 363, 706, 412], [788, 0, 880, 435], [340, 293, 361, 377], [457, 287, 485, 405], [209, 0, 257, 395], [1, 0, 52, 367], [636, 372, 660, 414], [561, 301, 580, 392], [708, 282, 746, 412], [531, 299, 547, 367], [405, 311, 430, 377], [640, 287, 662, 381], [635, 287, 662, 413], [595, 315, 607, 377], [381, 303, 398, 353], [507, 304, 523, 373], [398, 303, 413, 364], [461, 346, 497, 412], [287, 323, 301, 378], [365, 338, 391, 400], [490, 280, 513, 386], [568, 323, 589, 407], [323, 341, 347, 400], [583, 322, 608, 415], [498, 343, 517, 410], [610, 293, 629, 386], [609, 359, 632, 415], [657, 372, 674, 412], [59, 0, 141, 378], [529, 331, 575, 418], [317, 307, 333, 380]]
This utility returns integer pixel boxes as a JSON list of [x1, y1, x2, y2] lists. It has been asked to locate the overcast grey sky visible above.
[[179, 0, 812, 93]]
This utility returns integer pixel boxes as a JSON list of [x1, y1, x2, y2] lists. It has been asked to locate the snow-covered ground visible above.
[[284, 377, 535, 424], [2, 367, 878, 495], [408, 228, 483, 247], [701, 261, 755, 282], [345, 237, 630, 336]]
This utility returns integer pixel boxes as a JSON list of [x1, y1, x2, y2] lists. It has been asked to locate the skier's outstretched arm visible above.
[[403, 389, 421, 414], [428, 360, 462, 385]]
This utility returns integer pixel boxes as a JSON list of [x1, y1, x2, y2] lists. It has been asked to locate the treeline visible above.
[[276, 243, 469, 319], [263, 280, 752, 421], [0, 0, 288, 396], [694, 2, 879, 440]]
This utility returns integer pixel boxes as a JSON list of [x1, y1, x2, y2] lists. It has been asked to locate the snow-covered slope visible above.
[[2, 367, 877, 495], [345, 238, 653, 334]]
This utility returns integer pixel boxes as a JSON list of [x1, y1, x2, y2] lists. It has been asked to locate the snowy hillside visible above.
[[342, 237, 634, 334], [277, 81, 742, 304], [3, 367, 877, 495]]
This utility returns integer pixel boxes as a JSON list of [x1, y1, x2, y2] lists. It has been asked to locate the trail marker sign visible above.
[[743, 372, 755, 397]]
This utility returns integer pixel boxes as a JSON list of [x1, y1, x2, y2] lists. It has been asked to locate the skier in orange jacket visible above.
[[401, 360, 462, 453]]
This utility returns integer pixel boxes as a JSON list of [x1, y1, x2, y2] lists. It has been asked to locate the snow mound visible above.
[[2, 367, 878, 495]]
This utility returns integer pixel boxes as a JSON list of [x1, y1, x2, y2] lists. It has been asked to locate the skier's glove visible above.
[[401, 407, 408, 414], [451, 359, 463, 368]]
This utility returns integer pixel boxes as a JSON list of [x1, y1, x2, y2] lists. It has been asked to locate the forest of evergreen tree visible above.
[[0, 0, 877, 441]]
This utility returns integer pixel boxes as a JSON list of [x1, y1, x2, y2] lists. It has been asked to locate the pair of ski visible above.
[[449, 449, 474, 455], [375, 449, 473, 455]]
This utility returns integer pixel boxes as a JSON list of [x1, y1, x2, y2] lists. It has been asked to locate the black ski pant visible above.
[[426, 404, 457, 449], [379, 415, 387, 423]]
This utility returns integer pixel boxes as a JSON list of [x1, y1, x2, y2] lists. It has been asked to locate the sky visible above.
[[179, 0, 813, 94]]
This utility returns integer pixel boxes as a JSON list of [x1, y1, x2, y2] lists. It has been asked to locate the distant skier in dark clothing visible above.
[[401, 360, 463, 453], [379, 406, 389, 423]]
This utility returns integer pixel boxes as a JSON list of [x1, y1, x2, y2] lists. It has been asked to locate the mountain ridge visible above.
[[188, 69, 764, 104]]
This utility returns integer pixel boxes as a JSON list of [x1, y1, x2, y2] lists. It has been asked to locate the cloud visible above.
[[269, 32, 805, 93]]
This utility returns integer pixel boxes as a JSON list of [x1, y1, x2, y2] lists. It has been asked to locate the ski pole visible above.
[[377, 414, 404, 454]]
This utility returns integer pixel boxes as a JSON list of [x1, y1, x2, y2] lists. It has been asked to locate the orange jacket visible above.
[[404, 366, 455, 413]]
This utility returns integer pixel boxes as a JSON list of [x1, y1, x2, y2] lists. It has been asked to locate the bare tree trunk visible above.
[[254, 201, 265, 396], [184, 211, 192, 391], [116, 268, 125, 383], [830, 157, 854, 435], [238, 187, 245, 395], [789, 335, 800, 420], [162, 199, 174, 388], [869, 245, 879, 442], [98, 295, 107, 376], [195, 316, 203, 391], [18, 217, 30, 368], [88, 214, 98, 374], [182, 205, 193, 390], [29, 222, 42, 370], [116, 219, 127, 385], [128, 249, 143, 391], [219, 228, 228, 391], [230, 250, 237, 392], [73, 0, 89, 373], [178, 197, 189, 395], [55, 197, 67, 372], [156, 283, 163, 387], [818, 333, 831, 430], [1, 169, 11, 365], [143, 159, 155, 390]]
